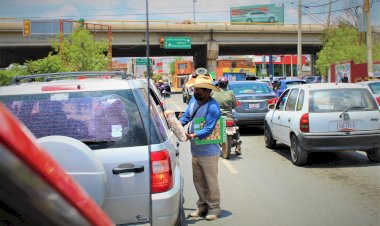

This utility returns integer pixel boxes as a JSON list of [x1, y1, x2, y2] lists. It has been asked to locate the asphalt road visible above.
[[165, 93, 380, 226]]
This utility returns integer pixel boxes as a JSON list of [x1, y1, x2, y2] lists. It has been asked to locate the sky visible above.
[[0, 0, 379, 26]]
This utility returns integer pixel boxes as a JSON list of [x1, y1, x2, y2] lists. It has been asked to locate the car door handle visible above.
[[288, 118, 291, 122], [278, 115, 280, 119], [112, 164, 144, 174]]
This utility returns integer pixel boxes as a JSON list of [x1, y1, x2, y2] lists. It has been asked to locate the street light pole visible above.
[[297, 0, 303, 78], [193, 0, 197, 22], [365, 0, 373, 76]]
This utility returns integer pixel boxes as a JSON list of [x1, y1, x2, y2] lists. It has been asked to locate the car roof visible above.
[[229, 81, 265, 84], [357, 80, 380, 85], [0, 78, 145, 95], [290, 83, 369, 90]]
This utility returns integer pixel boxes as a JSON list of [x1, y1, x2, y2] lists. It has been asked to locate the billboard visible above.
[[230, 4, 284, 24]]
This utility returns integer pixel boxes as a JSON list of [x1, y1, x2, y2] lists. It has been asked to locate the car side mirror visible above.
[[268, 103, 276, 110]]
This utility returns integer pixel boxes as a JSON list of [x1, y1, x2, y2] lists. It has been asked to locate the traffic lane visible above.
[[165, 94, 380, 225]]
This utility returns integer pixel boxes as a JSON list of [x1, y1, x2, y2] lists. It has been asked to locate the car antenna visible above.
[[144, 0, 153, 224]]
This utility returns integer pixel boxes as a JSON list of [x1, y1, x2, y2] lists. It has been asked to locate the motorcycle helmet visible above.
[[218, 77, 229, 88]]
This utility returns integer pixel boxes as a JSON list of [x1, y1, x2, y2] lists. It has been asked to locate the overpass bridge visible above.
[[0, 20, 325, 70]]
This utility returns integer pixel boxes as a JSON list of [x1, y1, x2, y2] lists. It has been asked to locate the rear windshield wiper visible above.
[[339, 106, 366, 118], [82, 140, 116, 144]]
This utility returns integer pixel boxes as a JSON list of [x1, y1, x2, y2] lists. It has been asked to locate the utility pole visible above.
[[193, 0, 197, 22], [327, 0, 332, 28], [365, 0, 373, 76], [297, 0, 302, 78]]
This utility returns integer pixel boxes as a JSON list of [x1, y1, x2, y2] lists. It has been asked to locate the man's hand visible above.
[[186, 133, 196, 141], [164, 110, 174, 118]]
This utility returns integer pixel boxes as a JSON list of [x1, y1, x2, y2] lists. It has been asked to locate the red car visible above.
[[0, 103, 114, 226]]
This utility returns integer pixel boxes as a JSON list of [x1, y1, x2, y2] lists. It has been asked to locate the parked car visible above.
[[0, 103, 114, 226], [264, 83, 380, 166], [229, 81, 277, 126], [304, 75, 322, 84], [357, 80, 380, 105], [0, 72, 184, 226], [257, 79, 273, 89], [242, 10, 278, 23], [272, 78, 306, 97]]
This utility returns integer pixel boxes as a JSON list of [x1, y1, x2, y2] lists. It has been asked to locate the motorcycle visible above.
[[221, 118, 241, 159]]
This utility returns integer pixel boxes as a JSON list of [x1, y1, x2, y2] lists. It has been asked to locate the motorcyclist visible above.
[[212, 77, 242, 155]]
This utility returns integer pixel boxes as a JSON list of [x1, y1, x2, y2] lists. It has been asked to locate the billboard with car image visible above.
[[230, 3, 284, 24]]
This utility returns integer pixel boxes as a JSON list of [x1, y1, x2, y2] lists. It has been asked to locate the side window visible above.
[[273, 81, 281, 90], [285, 89, 299, 111], [276, 89, 290, 110], [296, 90, 305, 111]]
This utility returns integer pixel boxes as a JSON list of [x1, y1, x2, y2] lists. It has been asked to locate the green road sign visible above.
[[164, 37, 192, 49], [135, 58, 153, 65]]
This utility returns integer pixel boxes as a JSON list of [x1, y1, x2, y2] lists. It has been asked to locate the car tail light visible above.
[[300, 113, 309, 133], [150, 150, 173, 193], [376, 97, 380, 106], [267, 98, 278, 105], [226, 120, 234, 127], [237, 101, 242, 107]]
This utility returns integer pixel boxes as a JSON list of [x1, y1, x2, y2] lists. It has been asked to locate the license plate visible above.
[[248, 103, 260, 109], [226, 127, 236, 134], [337, 121, 356, 131]]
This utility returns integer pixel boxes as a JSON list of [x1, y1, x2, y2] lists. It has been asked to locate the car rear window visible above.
[[309, 89, 378, 112], [0, 90, 148, 149], [229, 83, 272, 94]]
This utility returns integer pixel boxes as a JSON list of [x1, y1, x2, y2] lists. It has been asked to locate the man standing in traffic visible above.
[[179, 72, 222, 221], [212, 77, 242, 155]]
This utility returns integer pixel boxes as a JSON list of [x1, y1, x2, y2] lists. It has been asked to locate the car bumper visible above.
[[234, 112, 266, 126], [152, 166, 183, 226], [298, 132, 380, 152]]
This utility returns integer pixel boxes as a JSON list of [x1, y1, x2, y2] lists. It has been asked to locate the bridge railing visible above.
[[0, 19, 326, 32]]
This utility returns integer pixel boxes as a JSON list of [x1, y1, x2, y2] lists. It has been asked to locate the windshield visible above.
[[368, 82, 380, 94], [309, 89, 378, 112], [0, 90, 147, 149], [229, 83, 272, 94]]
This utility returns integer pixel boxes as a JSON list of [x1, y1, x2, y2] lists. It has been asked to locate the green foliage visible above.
[[0, 64, 28, 86], [1, 28, 110, 86], [316, 24, 380, 76], [53, 28, 109, 71]]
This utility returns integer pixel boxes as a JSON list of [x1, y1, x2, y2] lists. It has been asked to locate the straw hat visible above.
[[186, 74, 220, 92], [158, 80, 163, 83]]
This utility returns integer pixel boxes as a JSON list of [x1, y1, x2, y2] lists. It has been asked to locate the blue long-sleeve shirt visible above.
[[180, 97, 221, 156]]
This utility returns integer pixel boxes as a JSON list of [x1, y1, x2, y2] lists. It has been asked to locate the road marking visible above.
[[221, 159, 238, 174]]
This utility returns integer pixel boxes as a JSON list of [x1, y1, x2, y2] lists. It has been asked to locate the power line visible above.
[[303, 8, 327, 25], [304, 0, 340, 8]]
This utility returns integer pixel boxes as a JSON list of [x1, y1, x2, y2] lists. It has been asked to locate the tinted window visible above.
[[309, 89, 378, 112], [285, 89, 299, 111], [229, 83, 272, 94], [0, 90, 148, 149]]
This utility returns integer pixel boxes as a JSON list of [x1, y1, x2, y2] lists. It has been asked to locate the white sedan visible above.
[[264, 83, 380, 166]]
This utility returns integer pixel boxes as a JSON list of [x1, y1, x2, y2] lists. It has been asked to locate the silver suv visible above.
[[0, 72, 184, 226]]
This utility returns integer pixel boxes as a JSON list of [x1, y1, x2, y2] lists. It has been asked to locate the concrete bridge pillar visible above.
[[207, 41, 219, 74]]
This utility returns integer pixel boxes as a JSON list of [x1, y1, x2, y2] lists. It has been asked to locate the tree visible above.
[[1, 27, 110, 86], [52, 28, 109, 71], [315, 23, 380, 77], [169, 57, 183, 75]]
